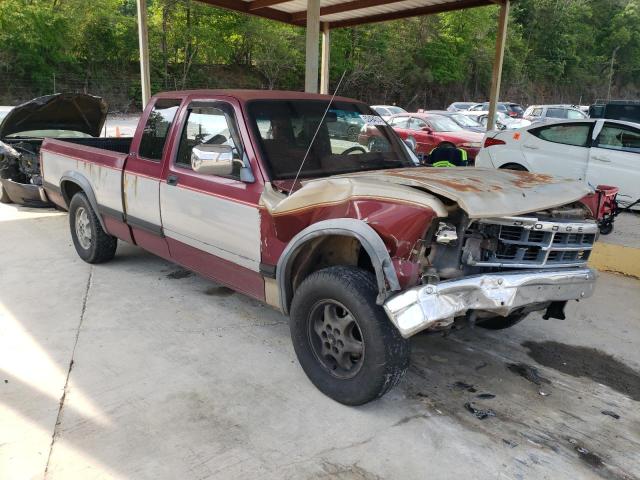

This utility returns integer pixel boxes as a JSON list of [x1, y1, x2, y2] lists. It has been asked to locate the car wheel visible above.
[[500, 163, 528, 172], [477, 312, 528, 330], [290, 266, 410, 405], [69, 192, 117, 264], [346, 126, 359, 142], [0, 181, 11, 203]]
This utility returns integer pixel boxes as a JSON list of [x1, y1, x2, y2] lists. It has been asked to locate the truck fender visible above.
[[60, 171, 108, 232], [276, 218, 401, 314]]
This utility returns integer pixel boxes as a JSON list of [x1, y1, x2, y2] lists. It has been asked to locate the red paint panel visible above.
[[103, 215, 133, 243], [131, 228, 172, 261], [167, 237, 265, 301], [268, 199, 435, 259]]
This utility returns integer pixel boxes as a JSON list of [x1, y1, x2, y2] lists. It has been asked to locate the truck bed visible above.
[[41, 137, 129, 217]]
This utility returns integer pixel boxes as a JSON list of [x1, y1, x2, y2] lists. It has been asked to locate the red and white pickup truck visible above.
[[40, 90, 598, 405]]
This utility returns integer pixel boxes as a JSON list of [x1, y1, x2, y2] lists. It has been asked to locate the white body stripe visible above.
[[42, 151, 122, 212], [160, 183, 261, 271], [123, 172, 161, 226]]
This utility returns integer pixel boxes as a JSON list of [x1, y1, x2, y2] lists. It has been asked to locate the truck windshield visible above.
[[248, 100, 417, 180]]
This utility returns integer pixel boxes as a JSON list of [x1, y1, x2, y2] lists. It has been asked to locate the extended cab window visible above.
[[531, 123, 591, 147], [176, 103, 244, 178], [596, 124, 640, 154], [139, 99, 181, 161]]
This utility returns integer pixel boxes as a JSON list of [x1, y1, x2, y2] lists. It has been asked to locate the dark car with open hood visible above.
[[0, 93, 120, 206]]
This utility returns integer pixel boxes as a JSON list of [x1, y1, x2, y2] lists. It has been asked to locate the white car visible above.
[[476, 119, 640, 206], [460, 110, 531, 130], [371, 105, 407, 121]]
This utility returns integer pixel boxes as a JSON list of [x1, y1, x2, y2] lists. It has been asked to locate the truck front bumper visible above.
[[383, 268, 597, 338]]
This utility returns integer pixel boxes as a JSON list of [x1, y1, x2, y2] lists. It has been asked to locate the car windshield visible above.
[[248, 100, 417, 180], [450, 113, 481, 127], [426, 115, 464, 132]]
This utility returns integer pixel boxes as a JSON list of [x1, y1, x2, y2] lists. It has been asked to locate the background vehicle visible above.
[[370, 104, 407, 120], [0, 93, 110, 206], [361, 112, 484, 159], [40, 90, 597, 406], [327, 109, 364, 141], [468, 101, 525, 118], [425, 110, 485, 133], [446, 102, 477, 112], [476, 119, 640, 207], [460, 110, 530, 130], [523, 104, 588, 124], [589, 100, 640, 123]]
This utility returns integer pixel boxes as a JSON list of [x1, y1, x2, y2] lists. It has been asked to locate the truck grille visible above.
[[468, 217, 598, 269]]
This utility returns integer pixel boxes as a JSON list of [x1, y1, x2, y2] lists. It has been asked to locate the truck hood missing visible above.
[[264, 167, 592, 219], [0, 93, 108, 138]]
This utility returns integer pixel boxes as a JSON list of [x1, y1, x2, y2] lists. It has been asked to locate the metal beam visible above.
[[292, 0, 408, 23], [136, 0, 151, 108], [196, 0, 296, 25], [487, 0, 509, 131], [305, 0, 320, 93], [248, 0, 291, 10], [329, 0, 493, 28], [320, 23, 331, 94]]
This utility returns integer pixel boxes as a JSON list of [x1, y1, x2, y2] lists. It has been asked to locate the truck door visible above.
[[159, 99, 264, 299], [124, 98, 182, 259]]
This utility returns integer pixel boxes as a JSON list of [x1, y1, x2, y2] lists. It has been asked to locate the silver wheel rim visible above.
[[75, 207, 92, 250]]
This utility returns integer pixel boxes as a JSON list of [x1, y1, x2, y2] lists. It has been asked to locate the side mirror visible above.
[[421, 126, 434, 134], [191, 144, 236, 176]]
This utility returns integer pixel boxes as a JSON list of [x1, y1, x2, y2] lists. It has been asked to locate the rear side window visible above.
[[567, 109, 586, 120], [546, 108, 567, 119], [595, 123, 640, 153], [531, 108, 543, 117], [138, 99, 181, 161], [531, 123, 591, 147]]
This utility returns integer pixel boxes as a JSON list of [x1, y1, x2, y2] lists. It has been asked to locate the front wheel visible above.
[[290, 266, 410, 405], [69, 192, 117, 264]]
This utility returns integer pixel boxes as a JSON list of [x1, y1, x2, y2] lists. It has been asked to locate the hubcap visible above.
[[75, 207, 92, 250], [308, 300, 364, 379]]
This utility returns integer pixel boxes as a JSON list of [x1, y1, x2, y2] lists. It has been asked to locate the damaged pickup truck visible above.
[[0, 93, 110, 206], [40, 90, 598, 405]]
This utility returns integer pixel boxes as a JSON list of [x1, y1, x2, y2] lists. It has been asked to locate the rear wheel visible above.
[[69, 192, 117, 264], [290, 266, 410, 405]]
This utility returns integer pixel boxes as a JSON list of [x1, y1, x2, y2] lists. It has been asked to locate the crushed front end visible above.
[[384, 203, 598, 337]]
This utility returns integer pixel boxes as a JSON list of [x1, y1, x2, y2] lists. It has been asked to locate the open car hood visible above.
[[263, 167, 592, 219], [0, 93, 108, 138]]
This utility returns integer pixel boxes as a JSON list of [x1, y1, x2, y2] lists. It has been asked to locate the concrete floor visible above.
[[1, 203, 640, 480]]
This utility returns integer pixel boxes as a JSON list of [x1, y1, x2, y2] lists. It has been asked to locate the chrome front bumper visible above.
[[383, 268, 597, 338]]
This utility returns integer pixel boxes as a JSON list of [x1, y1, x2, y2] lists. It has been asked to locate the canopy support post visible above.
[[305, 0, 320, 93], [487, 0, 509, 131], [320, 23, 331, 94], [136, 0, 151, 108]]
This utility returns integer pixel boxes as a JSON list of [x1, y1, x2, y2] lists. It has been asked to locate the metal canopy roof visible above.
[[197, 0, 497, 28]]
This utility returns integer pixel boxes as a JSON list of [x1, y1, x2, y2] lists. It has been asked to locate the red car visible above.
[[360, 112, 484, 160]]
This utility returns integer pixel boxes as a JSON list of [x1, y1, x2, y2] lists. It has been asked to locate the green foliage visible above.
[[0, 0, 639, 109]]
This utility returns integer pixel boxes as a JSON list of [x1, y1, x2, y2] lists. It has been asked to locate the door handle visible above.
[[522, 144, 539, 150], [167, 174, 179, 186], [592, 156, 611, 163]]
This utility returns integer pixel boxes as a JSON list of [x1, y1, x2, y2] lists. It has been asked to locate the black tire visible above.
[[500, 163, 528, 172], [599, 221, 614, 235], [69, 192, 117, 264], [0, 181, 11, 203], [477, 312, 528, 330], [290, 266, 410, 405]]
